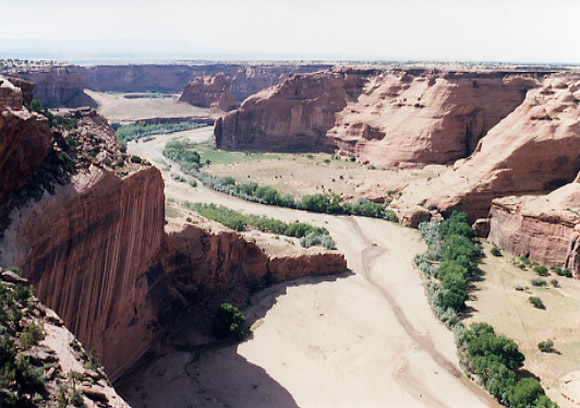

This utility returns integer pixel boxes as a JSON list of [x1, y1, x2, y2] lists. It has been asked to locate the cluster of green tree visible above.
[[190, 170, 397, 222], [415, 215, 558, 407], [184, 202, 336, 250], [113, 121, 206, 146], [417, 211, 482, 312], [212, 303, 247, 341], [461, 323, 557, 407], [163, 140, 202, 173]]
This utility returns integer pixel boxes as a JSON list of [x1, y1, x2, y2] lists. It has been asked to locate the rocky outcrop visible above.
[[0, 78, 52, 210], [215, 71, 367, 152], [178, 73, 239, 111], [394, 74, 580, 226], [216, 69, 539, 165], [487, 173, 580, 274], [0, 166, 166, 380], [79, 63, 333, 101], [0, 269, 130, 407], [3, 65, 96, 108]]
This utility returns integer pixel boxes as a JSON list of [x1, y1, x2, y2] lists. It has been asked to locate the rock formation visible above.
[[215, 69, 538, 165], [2, 65, 96, 108], [487, 172, 580, 274], [0, 268, 130, 407], [215, 71, 367, 152], [178, 73, 239, 111], [393, 74, 580, 226], [78, 63, 333, 101], [0, 79, 347, 381], [0, 77, 52, 210]]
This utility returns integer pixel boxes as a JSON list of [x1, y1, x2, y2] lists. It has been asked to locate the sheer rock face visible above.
[[215, 71, 368, 152], [78, 63, 333, 100], [393, 75, 580, 226], [0, 79, 52, 209], [178, 73, 240, 111], [4, 66, 96, 108], [215, 69, 538, 165], [487, 173, 580, 274]]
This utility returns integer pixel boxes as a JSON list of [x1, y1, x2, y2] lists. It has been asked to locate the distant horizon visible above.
[[1, 1, 579, 65]]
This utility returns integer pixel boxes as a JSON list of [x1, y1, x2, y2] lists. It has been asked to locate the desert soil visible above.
[[464, 245, 580, 407], [116, 131, 497, 408], [87, 90, 222, 123]]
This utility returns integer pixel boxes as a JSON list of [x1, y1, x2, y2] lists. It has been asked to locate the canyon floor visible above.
[[112, 125, 496, 408]]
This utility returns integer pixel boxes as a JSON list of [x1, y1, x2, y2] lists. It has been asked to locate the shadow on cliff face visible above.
[[115, 271, 352, 408]]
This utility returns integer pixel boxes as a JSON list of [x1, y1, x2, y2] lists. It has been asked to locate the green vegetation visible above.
[[212, 303, 247, 341], [162, 143, 397, 222], [114, 121, 207, 146], [538, 339, 555, 353], [183, 202, 336, 250], [491, 247, 502, 256], [529, 296, 545, 309], [531, 278, 547, 287], [415, 214, 557, 407], [534, 266, 549, 276], [84, 348, 101, 371], [555, 268, 573, 278], [18, 323, 45, 350], [460, 323, 557, 407]]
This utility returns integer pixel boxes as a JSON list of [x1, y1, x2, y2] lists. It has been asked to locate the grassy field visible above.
[[194, 144, 282, 165]]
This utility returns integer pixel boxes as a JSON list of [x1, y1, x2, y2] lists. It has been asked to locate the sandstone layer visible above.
[[487, 173, 580, 274], [215, 71, 367, 152], [216, 69, 539, 166], [2, 65, 96, 108], [178, 73, 239, 111], [79, 63, 333, 101], [0, 78, 52, 210], [394, 74, 580, 226]]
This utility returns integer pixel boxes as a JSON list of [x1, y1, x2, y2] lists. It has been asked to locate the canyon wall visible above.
[[487, 173, 580, 274], [216, 69, 539, 166], [393, 74, 580, 226], [78, 63, 333, 101], [0, 78, 52, 210], [178, 72, 239, 111], [2, 65, 96, 108], [0, 83, 347, 380], [215, 71, 368, 152]]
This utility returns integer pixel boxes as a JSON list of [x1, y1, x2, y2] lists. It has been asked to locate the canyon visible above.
[[1, 61, 580, 407], [0, 76, 346, 390]]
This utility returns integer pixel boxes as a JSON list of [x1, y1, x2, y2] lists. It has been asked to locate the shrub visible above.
[[438, 287, 468, 311], [300, 232, 337, 250], [84, 348, 101, 371], [508, 377, 545, 408], [18, 323, 45, 350], [439, 211, 476, 239], [538, 339, 555, 353], [534, 266, 549, 276], [490, 247, 502, 257], [212, 303, 247, 340], [529, 296, 545, 309], [563, 269, 573, 278], [531, 278, 547, 287], [550, 279, 559, 287]]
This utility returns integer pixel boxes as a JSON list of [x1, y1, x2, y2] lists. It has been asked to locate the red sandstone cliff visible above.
[[0, 78, 52, 210], [2, 65, 96, 108], [178, 73, 239, 111], [215, 71, 367, 152], [215, 69, 538, 165], [393, 74, 580, 226], [487, 172, 580, 274], [78, 63, 333, 101]]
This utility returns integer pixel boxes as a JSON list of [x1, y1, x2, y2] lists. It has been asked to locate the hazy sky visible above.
[[1, 0, 579, 63]]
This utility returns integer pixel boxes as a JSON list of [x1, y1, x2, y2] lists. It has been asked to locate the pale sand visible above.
[[118, 136, 497, 407], [87, 90, 221, 123]]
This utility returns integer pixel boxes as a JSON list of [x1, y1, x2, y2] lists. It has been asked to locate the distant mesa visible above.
[[178, 72, 240, 111]]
